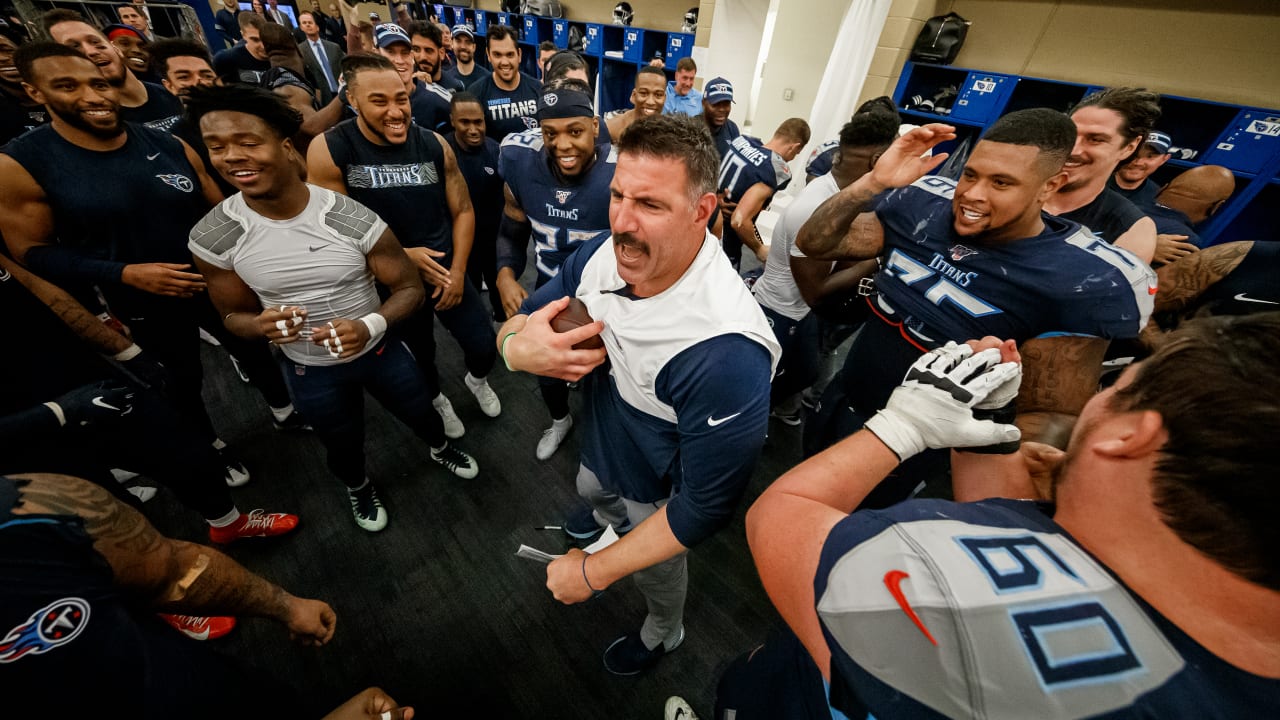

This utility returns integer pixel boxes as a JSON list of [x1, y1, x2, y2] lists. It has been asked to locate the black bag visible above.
[[910, 12, 971, 65]]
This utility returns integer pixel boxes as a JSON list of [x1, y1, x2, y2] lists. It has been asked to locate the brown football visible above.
[[550, 298, 605, 350]]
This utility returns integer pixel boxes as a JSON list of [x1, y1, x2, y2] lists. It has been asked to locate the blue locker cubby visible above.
[[473, 10, 488, 35], [1203, 109, 1280, 175], [600, 25, 625, 58], [948, 72, 1014, 124], [433, 4, 445, 21], [496, 12, 513, 29], [553, 19, 569, 47], [583, 23, 604, 55], [522, 15, 545, 45], [621, 27, 644, 62], [665, 32, 693, 68]]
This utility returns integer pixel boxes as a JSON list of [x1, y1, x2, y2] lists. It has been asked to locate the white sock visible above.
[[207, 508, 240, 528], [211, 438, 227, 451], [270, 404, 294, 422], [552, 415, 572, 429], [464, 372, 485, 388]]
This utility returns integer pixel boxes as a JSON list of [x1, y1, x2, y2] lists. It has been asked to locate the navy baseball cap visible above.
[[1145, 131, 1173, 154], [451, 24, 475, 40], [374, 23, 411, 49], [704, 77, 734, 104]]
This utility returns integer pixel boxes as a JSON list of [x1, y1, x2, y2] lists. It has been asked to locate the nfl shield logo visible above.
[[950, 244, 978, 261], [555, 190, 572, 204]]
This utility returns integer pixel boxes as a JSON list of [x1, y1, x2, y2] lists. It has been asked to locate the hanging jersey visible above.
[[324, 119, 454, 264], [816, 497, 1280, 719], [2, 123, 208, 317], [410, 79, 453, 133], [118, 82, 184, 132], [718, 134, 792, 265], [500, 131, 615, 284], [188, 186, 386, 366], [872, 176, 1155, 347], [467, 72, 542, 141]]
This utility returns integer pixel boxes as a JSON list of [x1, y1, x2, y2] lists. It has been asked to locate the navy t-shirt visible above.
[[1058, 187, 1147, 245], [1145, 203, 1201, 248], [0, 90, 47, 146], [467, 72, 542, 142], [1193, 240, 1280, 316], [443, 63, 490, 90], [1107, 175, 1160, 211], [410, 79, 453, 133], [212, 44, 270, 84], [118, 82, 183, 133], [444, 131, 504, 252]]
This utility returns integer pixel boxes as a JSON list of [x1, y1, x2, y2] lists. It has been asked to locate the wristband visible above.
[[112, 343, 143, 362], [500, 331, 518, 372], [43, 402, 67, 427], [582, 554, 602, 595], [359, 312, 388, 344]]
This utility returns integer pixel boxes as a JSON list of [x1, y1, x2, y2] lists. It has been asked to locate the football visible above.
[[551, 298, 605, 350]]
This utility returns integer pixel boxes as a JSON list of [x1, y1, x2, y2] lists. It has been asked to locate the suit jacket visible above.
[[298, 38, 344, 105]]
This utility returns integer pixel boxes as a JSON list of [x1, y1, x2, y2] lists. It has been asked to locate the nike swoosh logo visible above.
[[883, 570, 938, 646], [91, 397, 121, 412], [308, 245, 322, 252], [706, 412, 742, 427], [146, 152, 160, 160], [182, 626, 211, 640], [1234, 293, 1278, 305]]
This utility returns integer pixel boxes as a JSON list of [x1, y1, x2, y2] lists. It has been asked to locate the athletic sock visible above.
[[270, 404, 295, 422], [207, 508, 241, 528]]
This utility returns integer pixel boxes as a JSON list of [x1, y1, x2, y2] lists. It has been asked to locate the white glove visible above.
[[865, 342, 1022, 461]]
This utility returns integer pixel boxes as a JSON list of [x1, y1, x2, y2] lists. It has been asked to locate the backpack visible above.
[[910, 12, 971, 65]]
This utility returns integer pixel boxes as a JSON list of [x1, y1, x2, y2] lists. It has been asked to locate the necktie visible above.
[[313, 41, 337, 92]]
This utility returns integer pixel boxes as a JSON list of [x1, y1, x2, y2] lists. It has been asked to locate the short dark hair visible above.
[[856, 95, 898, 117], [839, 111, 899, 150], [543, 76, 590, 98], [981, 107, 1076, 175], [775, 117, 810, 146], [1071, 87, 1162, 148], [486, 23, 518, 47], [14, 41, 88, 84], [40, 8, 87, 34], [340, 52, 396, 89], [1111, 312, 1280, 591], [616, 114, 718, 201], [543, 49, 588, 84], [538, 40, 556, 53], [408, 20, 441, 47], [637, 65, 665, 82], [450, 90, 482, 112], [675, 56, 695, 73], [184, 83, 302, 139], [147, 38, 213, 78], [298, 11, 315, 23], [239, 11, 267, 31]]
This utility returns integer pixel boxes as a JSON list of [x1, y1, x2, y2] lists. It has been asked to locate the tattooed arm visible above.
[[0, 254, 131, 356], [10, 473, 337, 646], [1015, 336, 1110, 449], [795, 123, 954, 261]]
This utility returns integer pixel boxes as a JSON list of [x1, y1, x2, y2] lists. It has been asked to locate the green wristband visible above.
[[500, 331, 519, 371]]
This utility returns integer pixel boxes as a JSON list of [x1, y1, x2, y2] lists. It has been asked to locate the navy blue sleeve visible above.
[[655, 334, 772, 547], [516, 233, 608, 315], [24, 245, 126, 286]]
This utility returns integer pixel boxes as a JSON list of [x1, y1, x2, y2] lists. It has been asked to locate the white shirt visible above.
[[752, 173, 840, 321], [188, 186, 387, 366]]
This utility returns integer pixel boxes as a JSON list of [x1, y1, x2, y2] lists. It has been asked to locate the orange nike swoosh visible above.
[[883, 569, 938, 646]]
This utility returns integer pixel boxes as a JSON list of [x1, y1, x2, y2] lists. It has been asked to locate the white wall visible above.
[[750, 0, 849, 139], [701, 0, 771, 125]]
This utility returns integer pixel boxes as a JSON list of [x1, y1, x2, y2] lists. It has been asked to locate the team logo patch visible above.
[[156, 173, 194, 193], [0, 598, 91, 663], [484, 166, 495, 175], [543, 93, 558, 106], [949, 244, 979, 261], [522, 116, 540, 129], [555, 189, 572, 204]]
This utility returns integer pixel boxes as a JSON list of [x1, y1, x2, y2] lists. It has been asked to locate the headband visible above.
[[536, 88, 594, 121]]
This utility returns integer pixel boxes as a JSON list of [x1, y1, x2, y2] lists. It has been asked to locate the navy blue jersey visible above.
[[410, 79, 453, 133], [1194, 240, 1280, 316], [0, 90, 47, 146], [519, 234, 779, 547], [873, 176, 1155, 346], [718, 134, 792, 264], [1107, 175, 1160, 211], [467, 72, 542, 141], [711, 118, 741, 160], [1146, 203, 1201, 248], [816, 497, 1280, 719], [500, 131, 615, 285], [443, 63, 490, 90], [445, 132, 504, 251], [1058, 187, 1147, 245], [805, 139, 839, 178], [323, 119, 454, 263], [118, 82, 183, 133]]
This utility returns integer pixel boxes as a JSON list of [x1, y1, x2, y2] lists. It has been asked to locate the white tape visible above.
[[276, 319, 288, 331]]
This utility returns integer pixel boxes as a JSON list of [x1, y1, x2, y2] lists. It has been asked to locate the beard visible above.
[[51, 104, 121, 139]]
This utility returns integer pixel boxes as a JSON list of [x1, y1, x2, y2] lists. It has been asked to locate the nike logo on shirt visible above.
[[146, 152, 160, 161], [706, 412, 742, 427], [91, 397, 122, 412], [883, 569, 938, 646], [1234, 293, 1278, 305]]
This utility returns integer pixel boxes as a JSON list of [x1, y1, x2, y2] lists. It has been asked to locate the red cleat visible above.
[[208, 509, 299, 544], [159, 614, 237, 640]]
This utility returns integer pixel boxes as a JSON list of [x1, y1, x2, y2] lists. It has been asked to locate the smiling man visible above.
[[445, 91, 505, 322], [441, 23, 488, 89], [44, 9, 181, 131], [499, 113, 779, 676], [212, 11, 271, 84], [466, 23, 541, 142], [663, 56, 700, 117], [796, 109, 1155, 505], [104, 23, 154, 83], [605, 65, 666, 141], [701, 75, 739, 160], [493, 78, 615, 461]]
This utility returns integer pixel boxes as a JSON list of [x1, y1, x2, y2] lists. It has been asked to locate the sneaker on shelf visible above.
[[770, 409, 802, 426], [272, 409, 312, 431], [218, 449, 250, 488], [228, 355, 250, 383], [429, 442, 479, 479], [348, 484, 387, 532], [603, 626, 685, 676], [198, 327, 222, 347], [432, 394, 465, 439], [464, 374, 502, 418], [127, 486, 157, 503], [159, 614, 236, 640], [562, 505, 632, 541], [208, 509, 299, 544], [535, 415, 573, 461], [664, 696, 701, 720]]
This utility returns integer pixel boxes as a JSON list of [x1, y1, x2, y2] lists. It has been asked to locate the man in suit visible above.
[[266, 0, 294, 28], [298, 10, 342, 104]]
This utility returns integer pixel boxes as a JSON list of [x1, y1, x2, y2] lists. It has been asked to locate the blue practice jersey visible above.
[[718, 135, 792, 265], [816, 497, 1280, 719], [410, 80, 453, 133], [872, 176, 1155, 346], [805, 139, 839, 178], [500, 130, 615, 285]]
